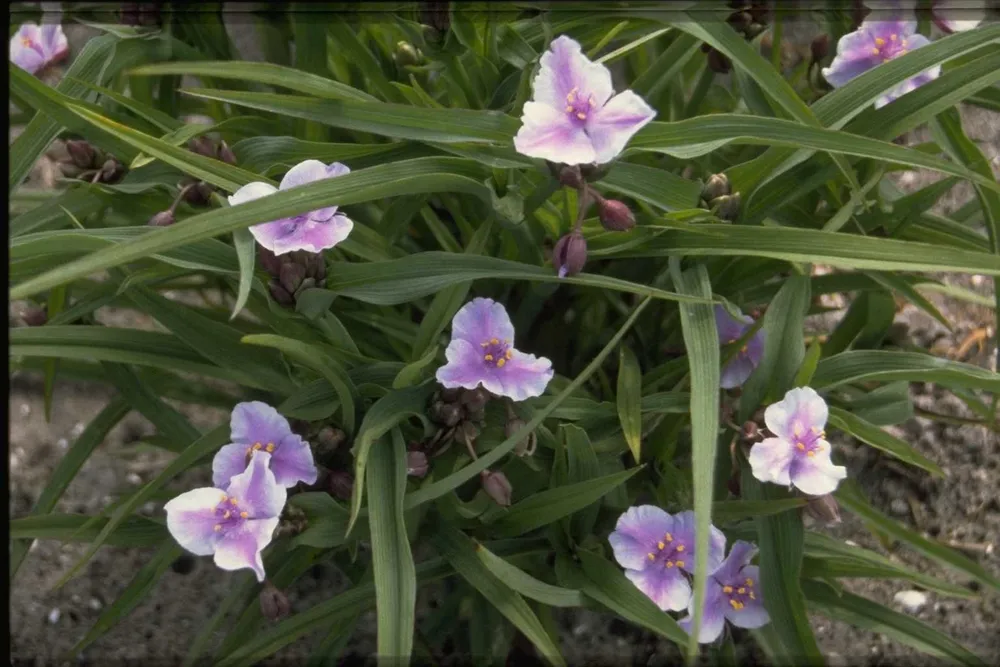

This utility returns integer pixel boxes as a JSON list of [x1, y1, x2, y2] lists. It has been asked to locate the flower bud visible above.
[[188, 136, 217, 158], [257, 246, 284, 277], [702, 173, 731, 202], [553, 232, 587, 278], [315, 426, 346, 458], [327, 470, 354, 501], [147, 210, 175, 227], [481, 470, 513, 507], [460, 387, 490, 413], [394, 41, 422, 67], [304, 254, 326, 281], [21, 305, 47, 327], [420, 0, 450, 34], [454, 420, 480, 448], [741, 420, 759, 441], [259, 581, 291, 622], [218, 140, 237, 165], [430, 401, 463, 427], [279, 262, 306, 295], [268, 279, 295, 306], [810, 34, 830, 64], [804, 494, 842, 525], [713, 193, 742, 221], [557, 166, 585, 189], [439, 387, 465, 403], [406, 451, 429, 478], [65, 140, 97, 169], [296, 277, 316, 295], [727, 11, 753, 33], [98, 158, 125, 184], [182, 181, 215, 207], [597, 199, 636, 232], [700, 41, 713, 54], [505, 418, 537, 457], [707, 48, 732, 74]]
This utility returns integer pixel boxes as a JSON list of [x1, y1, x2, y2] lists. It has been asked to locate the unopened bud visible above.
[[259, 581, 291, 621], [22, 305, 47, 327], [553, 232, 587, 278], [481, 470, 513, 507], [296, 277, 316, 295], [148, 210, 175, 227], [597, 199, 636, 232], [505, 418, 537, 457], [439, 387, 465, 403], [804, 494, 842, 525], [327, 470, 354, 500], [304, 254, 327, 281], [279, 262, 306, 295], [65, 140, 97, 169], [394, 41, 422, 67], [430, 401, 463, 427], [268, 279, 295, 306], [455, 420, 480, 448], [702, 173, 731, 202], [315, 426, 346, 458], [745, 22, 766, 39], [741, 421, 759, 441], [557, 166, 585, 189], [460, 387, 490, 413], [182, 181, 215, 206], [257, 246, 284, 277], [406, 451, 429, 478], [727, 11, 753, 32], [810, 34, 830, 64], [218, 140, 237, 165], [188, 136, 217, 158], [707, 49, 732, 74], [712, 193, 742, 221], [98, 158, 125, 183]]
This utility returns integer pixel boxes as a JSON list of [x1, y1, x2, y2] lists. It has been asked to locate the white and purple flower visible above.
[[227, 160, 354, 255], [822, 11, 939, 108], [513, 35, 656, 166], [748, 387, 848, 496], [680, 541, 770, 643], [165, 451, 286, 582], [10, 22, 68, 75], [931, 0, 985, 33], [435, 298, 554, 402], [715, 305, 765, 390], [608, 506, 726, 612], [212, 401, 318, 489]]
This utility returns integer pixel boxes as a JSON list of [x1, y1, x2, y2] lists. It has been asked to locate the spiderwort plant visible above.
[[9, 23, 68, 75], [680, 541, 770, 643], [227, 160, 354, 255]]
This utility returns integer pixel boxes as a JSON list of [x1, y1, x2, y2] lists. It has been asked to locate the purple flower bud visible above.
[[303, 254, 327, 281], [481, 470, 513, 507], [505, 418, 537, 457], [148, 210, 175, 227], [430, 401, 463, 427], [406, 451, 429, 478], [257, 246, 284, 277], [315, 426, 346, 458], [459, 387, 490, 413], [259, 581, 291, 621], [98, 158, 125, 184], [188, 136, 217, 159], [701, 173, 731, 202], [21, 305, 47, 327], [558, 166, 585, 189], [741, 421, 760, 441], [804, 494, 842, 525], [218, 140, 237, 165], [327, 471, 354, 500], [553, 232, 587, 278], [268, 279, 295, 306], [439, 387, 465, 403], [811, 34, 830, 64], [707, 49, 732, 74], [279, 262, 306, 295], [597, 199, 636, 232], [65, 140, 97, 169]]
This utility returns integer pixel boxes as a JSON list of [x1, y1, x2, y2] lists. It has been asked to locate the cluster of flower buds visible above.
[[60, 139, 126, 184], [176, 136, 237, 206], [700, 173, 741, 222], [701, 1, 771, 73], [120, 2, 164, 28], [258, 247, 328, 308], [274, 502, 309, 538], [423, 386, 491, 455], [18, 303, 48, 327], [394, 41, 424, 68]]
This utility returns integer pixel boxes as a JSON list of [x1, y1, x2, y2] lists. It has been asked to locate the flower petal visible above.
[[213, 518, 278, 582], [671, 510, 727, 573], [679, 583, 728, 644], [271, 433, 319, 488], [789, 446, 847, 496], [714, 305, 751, 344], [608, 505, 675, 570], [231, 401, 294, 448], [712, 540, 757, 583], [585, 90, 657, 164], [764, 387, 828, 440], [724, 566, 770, 629], [491, 350, 554, 402], [721, 355, 756, 390], [39, 24, 67, 61], [228, 181, 278, 207], [748, 437, 794, 487], [450, 298, 515, 346], [258, 214, 354, 255], [225, 451, 287, 518], [211, 441, 251, 489], [279, 159, 348, 190], [164, 487, 227, 556], [532, 35, 614, 110], [625, 567, 692, 612], [514, 101, 597, 165], [436, 339, 490, 391]]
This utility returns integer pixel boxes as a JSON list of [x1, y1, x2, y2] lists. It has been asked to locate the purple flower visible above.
[[608, 506, 726, 612], [165, 451, 286, 582], [931, 0, 985, 32], [513, 35, 656, 166], [748, 387, 848, 496], [679, 541, 770, 643], [227, 160, 354, 255], [821, 13, 939, 109], [714, 305, 765, 389], [10, 23, 68, 75], [212, 402, 318, 489], [435, 298, 554, 402]]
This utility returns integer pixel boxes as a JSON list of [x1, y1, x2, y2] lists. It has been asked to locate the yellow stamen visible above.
[[676, 560, 685, 568], [875, 37, 886, 46], [797, 443, 806, 451], [676, 545, 685, 552], [505, 350, 512, 360], [22, 37, 32, 47], [749, 592, 756, 599], [587, 94, 595, 107], [723, 586, 733, 594], [657, 541, 665, 550], [253, 443, 262, 450], [576, 112, 587, 120], [729, 599, 740, 609], [793, 424, 803, 436], [890, 33, 897, 41], [485, 354, 494, 361], [230, 498, 239, 506], [807, 450, 815, 457], [738, 587, 746, 595], [665, 561, 674, 568], [664, 533, 673, 541], [240, 511, 248, 519], [565, 105, 574, 113], [214, 524, 222, 532], [265, 443, 275, 453], [223, 511, 231, 519], [871, 47, 881, 55], [647, 553, 656, 561], [497, 358, 506, 368], [566, 86, 578, 102], [490, 338, 499, 345], [745, 578, 753, 587], [220, 494, 228, 503]]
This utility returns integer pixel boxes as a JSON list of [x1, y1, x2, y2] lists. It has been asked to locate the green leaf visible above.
[[828, 407, 943, 477], [9, 513, 167, 547], [814, 351, 1000, 392], [711, 498, 807, 523], [230, 228, 255, 319], [432, 525, 566, 667], [367, 430, 417, 663], [616, 346, 644, 463], [100, 362, 201, 448], [474, 544, 585, 607], [392, 345, 439, 389]]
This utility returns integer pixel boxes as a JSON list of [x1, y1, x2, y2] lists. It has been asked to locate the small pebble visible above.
[[47, 608, 61, 624], [88, 598, 102, 611], [19, 403, 31, 416], [57, 438, 68, 449], [894, 589, 928, 613], [71, 422, 85, 437], [126, 473, 142, 486], [889, 498, 910, 516], [141, 502, 156, 515]]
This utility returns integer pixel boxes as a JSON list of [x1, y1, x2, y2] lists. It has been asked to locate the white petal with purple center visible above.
[[748, 437, 795, 487]]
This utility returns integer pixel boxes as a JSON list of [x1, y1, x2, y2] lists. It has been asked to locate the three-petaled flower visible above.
[[715, 305, 765, 389], [513, 35, 656, 166], [680, 541, 770, 643], [748, 387, 848, 496], [10, 23, 68, 75], [608, 506, 726, 611], [165, 451, 286, 582], [228, 160, 354, 255], [436, 298, 554, 402], [212, 401, 319, 489]]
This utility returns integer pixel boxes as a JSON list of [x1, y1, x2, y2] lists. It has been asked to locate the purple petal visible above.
[[712, 540, 758, 584], [671, 510, 727, 573], [450, 298, 515, 346], [608, 505, 675, 570], [231, 401, 295, 449], [764, 387, 828, 441], [271, 432, 319, 487], [11, 43, 45, 73], [714, 305, 751, 344], [39, 24, 67, 61], [436, 339, 490, 390], [933, 0, 984, 32], [225, 451, 286, 519], [585, 90, 656, 165], [514, 101, 597, 165], [789, 447, 847, 496], [228, 181, 279, 207], [625, 566, 692, 612], [213, 518, 278, 582], [724, 566, 770, 629], [279, 159, 337, 189], [532, 35, 613, 111], [679, 583, 728, 644], [251, 213, 354, 255], [746, 326, 765, 364], [821, 24, 883, 88], [164, 487, 228, 556], [211, 442, 251, 489], [748, 437, 794, 487], [488, 349, 554, 401], [721, 355, 756, 390]]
